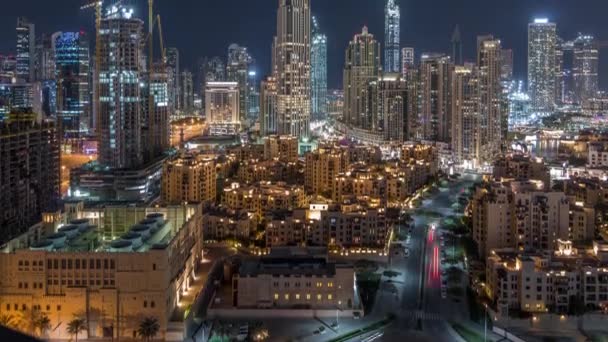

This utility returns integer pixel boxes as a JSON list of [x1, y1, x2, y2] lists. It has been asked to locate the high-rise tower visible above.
[[477, 35, 503, 162], [165, 47, 180, 117], [16, 17, 35, 83], [55, 32, 91, 143], [343, 26, 382, 130], [227, 44, 252, 127], [98, 5, 144, 169], [273, 0, 311, 139], [451, 25, 463, 65], [311, 16, 328, 120], [528, 18, 557, 113], [573, 34, 599, 104], [419, 53, 452, 142], [384, 0, 400, 73]]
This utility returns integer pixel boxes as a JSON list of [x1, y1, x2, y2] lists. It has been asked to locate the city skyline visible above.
[[0, 0, 607, 89]]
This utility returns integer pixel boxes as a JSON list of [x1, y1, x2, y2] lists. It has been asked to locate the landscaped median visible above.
[[451, 322, 485, 342], [327, 315, 396, 342]]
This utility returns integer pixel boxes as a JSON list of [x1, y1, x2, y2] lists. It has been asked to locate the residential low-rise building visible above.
[[231, 252, 359, 313], [486, 248, 608, 314], [222, 182, 307, 219]]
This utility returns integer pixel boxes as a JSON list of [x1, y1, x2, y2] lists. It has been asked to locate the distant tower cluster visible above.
[[311, 16, 328, 120], [384, 0, 401, 73]]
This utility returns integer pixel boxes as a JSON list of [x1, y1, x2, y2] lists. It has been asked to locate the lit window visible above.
[[317, 294, 322, 300], [295, 294, 300, 300], [306, 294, 311, 300], [328, 294, 333, 300], [328, 282, 334, 288], [284, 294, 289, 300], [274, 293, 279, 300]]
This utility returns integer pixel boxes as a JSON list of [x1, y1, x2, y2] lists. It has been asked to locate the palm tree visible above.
[[35, 313, 51, 337], [137, 317, 160, 342], [0, 314, 19, 330], [66, 318, 87, 342]]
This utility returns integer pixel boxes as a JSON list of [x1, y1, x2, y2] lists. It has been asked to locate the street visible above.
[[377, 173, 480, 341]]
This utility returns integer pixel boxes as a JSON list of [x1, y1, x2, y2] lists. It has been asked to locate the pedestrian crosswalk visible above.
[[405, 310, 443, 321]]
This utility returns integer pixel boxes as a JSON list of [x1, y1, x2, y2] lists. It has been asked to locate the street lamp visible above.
[[484, 303, 488, 341]]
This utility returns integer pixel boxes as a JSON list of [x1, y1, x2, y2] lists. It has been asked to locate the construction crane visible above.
[[80, 1, 102, 138]]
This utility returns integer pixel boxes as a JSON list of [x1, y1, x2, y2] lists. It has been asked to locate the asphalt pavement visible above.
[[377, 173, 480, 341]]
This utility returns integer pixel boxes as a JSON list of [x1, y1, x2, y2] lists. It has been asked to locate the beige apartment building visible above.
[[161, 152, 217, 205], [265, 201, 388, 249], [0, 204, 203, 341], [471, 180, 570, 258], [305, 147, 348, 195], [263, 135, 299, 163], [222, 182, 307, 219]]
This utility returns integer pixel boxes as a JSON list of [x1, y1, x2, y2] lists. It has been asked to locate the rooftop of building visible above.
[[5, 205, 199, 255], [237, 247, 351, 278]]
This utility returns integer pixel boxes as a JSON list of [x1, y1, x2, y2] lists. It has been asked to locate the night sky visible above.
[[0, 0, 607, 89]]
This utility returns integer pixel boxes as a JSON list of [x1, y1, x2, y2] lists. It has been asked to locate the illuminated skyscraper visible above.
[[500, 49, 513, 81], [528, 18, 557, 113], [451, 64, 480, 167], [227, 44, 252, 127], [198, 56, 225, 113], [401, 47, 414, 76], [419, 53, 451, 142], [16, 17, 35, 83], [573, 34, 599, 104], [181, 70, 194, 113], [247, 70, 260, 121], [98, 5, 144, 169], [477, 35, 504, 162], [205, 82, 240, 136], [311, 16, 328, 120], [384, 0, 400, 73], [141, 63, 170, 163], [273, 0, 311, 139], [555, 37, 565, 105], [55, 31, 90, 143], [165, 47, 180, 116], [260, 76, 278, 136], [343, 26, 381, 130], [34, 33, 55, 82]]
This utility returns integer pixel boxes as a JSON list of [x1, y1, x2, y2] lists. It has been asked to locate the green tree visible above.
[[137, 317, 160, 341], [66, 318, 87, 342]]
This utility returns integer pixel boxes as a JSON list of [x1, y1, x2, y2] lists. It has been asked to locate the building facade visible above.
[[0, 119, 60, 244], [205, 82, 240, 136]]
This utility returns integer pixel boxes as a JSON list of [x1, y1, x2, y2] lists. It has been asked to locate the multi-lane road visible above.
[[376, 173, 479, 341]]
